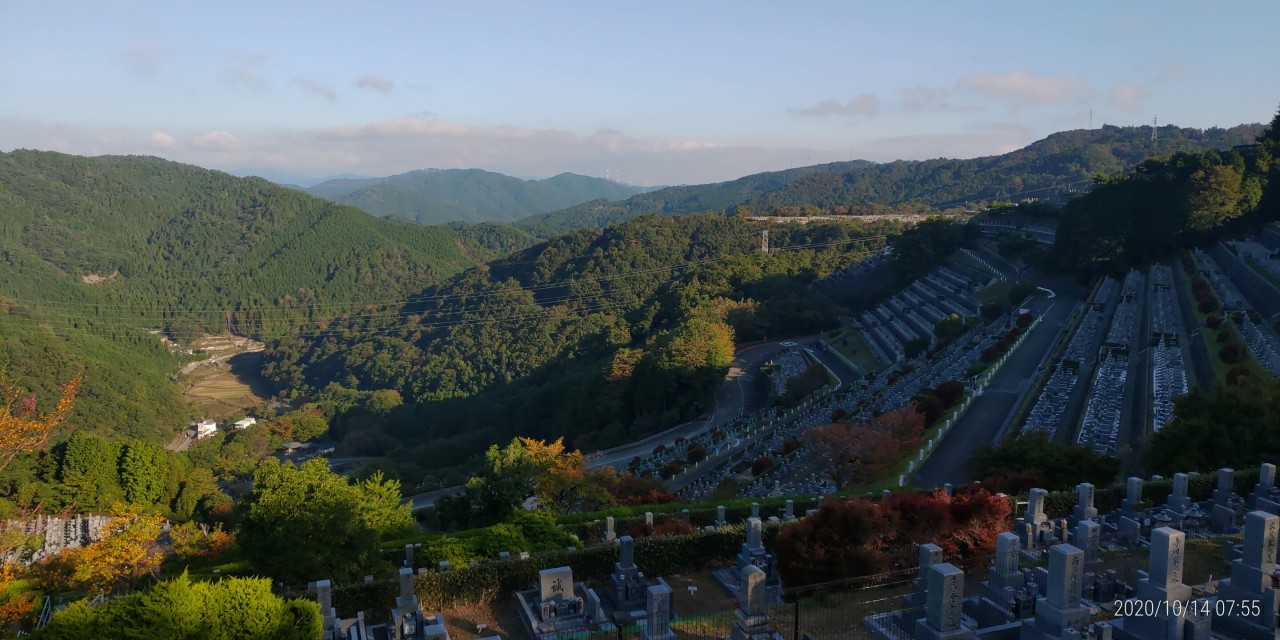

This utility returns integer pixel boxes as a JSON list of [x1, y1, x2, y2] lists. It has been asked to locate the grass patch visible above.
[[822, 326, 885, 374]]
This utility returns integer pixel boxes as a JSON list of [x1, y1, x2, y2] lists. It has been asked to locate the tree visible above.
[[119, 440, 167, 506], [238, 458, 404, 584], [460, 437, 616, 524], [270, 407, 329, 442], [1147, 379, 1280, 474], [40, 503, 165, 595], [1187, 164, 1245, 230], [968, 433, 1120, 491], [39, 571, 321, 640], [57, 432, 123, 510], [0, 369, 81, 474]]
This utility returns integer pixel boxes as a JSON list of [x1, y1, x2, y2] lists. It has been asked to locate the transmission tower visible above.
[[761, 230, 769, 254], [1151, 116, 1158, 143]]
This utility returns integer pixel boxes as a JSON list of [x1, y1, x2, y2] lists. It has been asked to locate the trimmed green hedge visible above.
[[336, 522, 784, 613]]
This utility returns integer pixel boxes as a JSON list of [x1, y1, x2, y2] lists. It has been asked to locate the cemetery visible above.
[[301, 460, 1280, 640]]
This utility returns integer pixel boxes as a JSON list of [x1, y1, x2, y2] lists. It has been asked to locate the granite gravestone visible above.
[[1211, 510, 1280, 640]]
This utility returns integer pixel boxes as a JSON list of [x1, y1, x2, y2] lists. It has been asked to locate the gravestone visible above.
[[1022, 544, 1092, 640], [729, 565, 775, 640], [312, 579, 339, 638], [751, 502, 760, 519], [1165, 473, 1192, 517], [645, 511, 654, 527], [603, 516, 617, 543], [1212, 468, 1237, 532], [977, 532, 1025, 627], [610, 536, 646, 612], [1211, 510, 1280, 640], [1111, 527, 1199, 640], [516, 565, 604, 638], [1121, 477, 1143, 516], [1074, 520, 1102, 575], [716, 506, 728, 528], [898, 543, 945, 633], [914, 563, 968, 640], [642, 582, 674, 640], [1071, 483, 1097, 526], [784, 500, 795, 521], [1020, 488, 1050, 552], [1249, 463, 1276, 509], [405, 543, 415, 567]]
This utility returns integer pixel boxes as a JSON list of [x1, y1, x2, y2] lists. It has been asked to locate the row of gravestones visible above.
[[0, 514, 111, 566], [1019, 465, 1280, 555], [870, 510, 1280, 640]]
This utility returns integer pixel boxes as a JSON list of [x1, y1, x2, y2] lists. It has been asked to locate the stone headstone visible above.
[[1122, 477, 1143, 515], [1166, 473, 1191, 515], [540, 566, 574, 602], [1075, 520, 1101, 564], [314, 579, 333, 613], [929, 563, 965, 632], [746, 516, 762, 549], [1213, 468, 1238, 531], [642, 582, 674, 640], [750, 502, 760, 519], [619, 535, 635, 567], [1072, 483, 1097, 524], [1252, 463, 1278, 509], [499, 551, 511, 561], [603, 516, 617, 543], [1047, 544, 1084, 609], [645, 511, 654, 527], [398, 566, 415, 607], [716, 505, 727, 527], [919, 543, 944, 579], [519, 551, 530, 560], [1148, 527, 1184, 590], [405, 543, 415, 567], [784, 500, 795, 521], [1213, 511, 1280, 639]]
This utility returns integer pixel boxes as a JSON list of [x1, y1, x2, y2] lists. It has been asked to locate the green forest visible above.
[[0, 151, 531, 439], [517, 124, 1263, 236], [305, 168, 644, 225]]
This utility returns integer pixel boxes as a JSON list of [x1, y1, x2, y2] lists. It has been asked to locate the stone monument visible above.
[[1021, 544, 1092, 640], [1211, 510, 1280, 640]]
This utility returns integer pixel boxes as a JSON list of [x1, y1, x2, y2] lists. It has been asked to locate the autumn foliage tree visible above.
[[805, 406, 925, 488], [774, 487, 1010, 586], [0, 369, 81, 629], [38, 503, 165, 595]]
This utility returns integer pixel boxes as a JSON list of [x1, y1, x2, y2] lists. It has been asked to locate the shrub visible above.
[[660, 461, 681, 479], [1206, 315, 1223, 329], [686, 446, 707, 464], [1199, 298, 1221, 314], [1219, 342, 1243, 364], [751, 456, 775, 477]]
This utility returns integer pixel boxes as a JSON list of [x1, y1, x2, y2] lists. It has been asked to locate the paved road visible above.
[[913, 293, 1077, 488]]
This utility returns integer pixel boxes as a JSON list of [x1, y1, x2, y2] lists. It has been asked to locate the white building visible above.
[[233, 417, 256, 430], [195, 419, 218, 439]]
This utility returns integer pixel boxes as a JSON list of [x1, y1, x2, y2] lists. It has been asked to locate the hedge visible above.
[[335, 521, 783, 614]]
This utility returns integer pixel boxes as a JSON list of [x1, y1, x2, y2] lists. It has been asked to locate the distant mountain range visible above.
[[301, 168, 648, 225], [228, 168, 374, 188], [515, 124, 1265, 236]]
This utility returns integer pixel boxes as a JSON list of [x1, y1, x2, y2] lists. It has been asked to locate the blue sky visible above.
[[2, 1, 1277, 184]]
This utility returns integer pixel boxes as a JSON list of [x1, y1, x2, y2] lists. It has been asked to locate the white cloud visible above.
[[956, 71, 1092, 105], [149, 131, 176, 147], [224, 52, 268, 91], [355, 74, 394, 93], [1106, 83, 1147, 111], [292, 78, 337, 102], [192, 130, 242, 150], [792, 93, 880, 118]]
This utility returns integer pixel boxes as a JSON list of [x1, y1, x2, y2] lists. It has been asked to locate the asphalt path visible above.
[[913, 293, 1076, 488]]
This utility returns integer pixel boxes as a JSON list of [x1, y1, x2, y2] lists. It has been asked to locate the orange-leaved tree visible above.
[[0, 368, 82, 628], [39, 503, 165, 595], [0, 368, 83, 474]]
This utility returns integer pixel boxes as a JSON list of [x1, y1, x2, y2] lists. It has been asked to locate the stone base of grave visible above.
[[729, 611, 784, 640], [1210, 580, 1280, 640]]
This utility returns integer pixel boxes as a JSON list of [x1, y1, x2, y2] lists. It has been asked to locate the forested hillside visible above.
[[306, 168, 643, 225], [0, 151, 530, 439], [519, 124, 1263, 235], [261, 214, 913, 482]]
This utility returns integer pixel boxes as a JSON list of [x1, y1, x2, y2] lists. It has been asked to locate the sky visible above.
[[2, 1, 1278, 185]]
